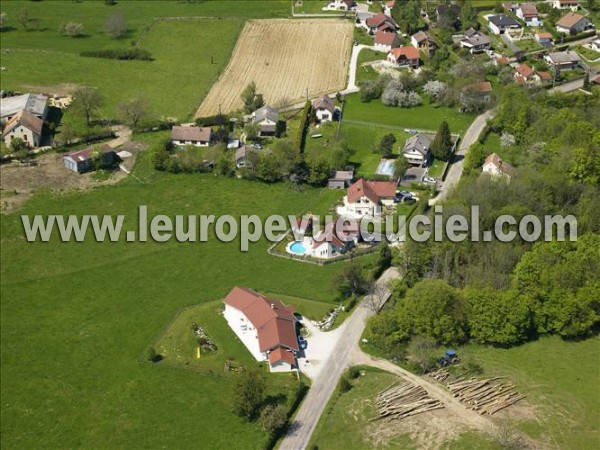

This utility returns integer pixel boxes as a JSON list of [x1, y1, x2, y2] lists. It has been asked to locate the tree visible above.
[[431, 121, 452, 161], [256, 152, 282, 183], [339, 375, 352, 393], [105, 11, 126, 38], [305, 155, 330, 186], [394, 156, 409, 180], [259, 404, 287, 437], [244, 123, 260, 142], [16, 9, 29, 30], [423, 80, 447, 103], [334, 260, 370, 298], [376, 243, 392, 274], [463, 142, 486, 176], [406, 335, 437, 374], [71, 87, 104, 127], [60, 22, 84, 37], [231, 369, 266, 420], [378, 133, 396, 157], [215, 151, 235, 176], [117, 97, 151, 129], [583, 72, 591, 91], [241, 81, 264, 114], [10, 137, 28, 153]]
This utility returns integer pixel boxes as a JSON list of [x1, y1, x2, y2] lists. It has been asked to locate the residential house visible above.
[[326, 0, 357, 11], [544, 51, 581, 70], [516, 4, 542, 27], [553, 0, 580, 12], [312, 96, 337, 122], [503, 2, 519, 14], [461, 81, 493, 110], [374, 31, 400, 52], [555, 12, 592, 34], [311, 220, 360, 259], [488, 14, 522, 35], [387, 46, 420, 69], [223, 287, 299, 373], [235, 145, 259, 169], [63, 144, 116, 173], [403, 133, 432, 166], [341, 178, 397, 218], [495, 56, 511, 66], [248, 105, 279, 137], [592, 74, 600, 85], [514, 64, 541, 85], [591, 38, 600, 51], [356, 11, 375, 29], [482, 153, 516, 180], [2, 111, 44, 148], [460, 28, 492, 53], [411, 31, 437, 56], [328, 170, 354, 189], [535, 32, 554, 47], [384, 0, 396, 17], [171, 125, 212, 147], [366, 13, 398, 34], [0, 93, 48, 125]]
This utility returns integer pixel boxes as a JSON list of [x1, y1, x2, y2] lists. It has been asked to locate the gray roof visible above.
[[488, 14, 521, 27], [1, 93, 48, 120], [330, 170, 354, 181], [463, 28, 492, 46], [546, 51, 581, 63], [171, 125, 212, 142], [312, 96, 335, 113], [403, 134, 432, 156], [252, 105, 278, 124]]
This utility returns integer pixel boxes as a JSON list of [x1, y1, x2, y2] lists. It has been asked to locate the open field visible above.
[[0, 133, 351, 449], [195, 19, 353, 117]]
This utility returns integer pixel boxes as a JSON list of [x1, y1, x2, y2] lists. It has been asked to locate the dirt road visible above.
[[280, 268, 401, 450]]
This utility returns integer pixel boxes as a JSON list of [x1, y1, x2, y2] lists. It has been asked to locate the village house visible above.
[[312, 96, 338, 122], [410, 31, 436, 56], [461, 81, 493, 110], [63, 144, 116, 173], [383, 0, 396, 17], [553, 0, 580, 12], [535, 31, 554, 47], [460, 28, 492, 53], [235, 145, 258, 169], [0, 93, 48, 125], [555, 12, 592, 34], [2, 111, 44, 148], [311, 220, 360, 259], [340, 178, 397, 218], [247, 105, 279, 137], [387, 46, 420, 69], [366, 13, 398, 34], [171, 125, 212, 147], [591, 38, 600, 52], [516, 4, 542, 27], [502, 2, 519, 14], [514, 64, 541, 85], [488, 14, 522, 35], [403, 133, 432, 166], [326, 0, 357, 11], [223, 287, 299, 373], [544, 51, 581, 70], [495, 56, 511, 67], [482, 153, 516, 180], [374, 31, 400, 52], [328, 170, 354, 189]]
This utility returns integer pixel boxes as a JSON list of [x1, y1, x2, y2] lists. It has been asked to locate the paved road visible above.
[[430, 109, 496, 205], [280, 267, 401, 450], [549, 78, 585, 94], [342, 44, 376, 95]]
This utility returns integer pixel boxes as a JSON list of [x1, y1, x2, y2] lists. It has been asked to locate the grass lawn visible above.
[[342, 94, 475, 135], [309, 366, 414, 449], [462, 335, 600, 449], [355, 49, 386, 83], [576, 45, 600, 61], [427, 158, 446, 178], [0, 132, 354, 448]]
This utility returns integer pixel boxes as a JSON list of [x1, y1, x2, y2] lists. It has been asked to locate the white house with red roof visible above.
[[553, 0, 580, 12], [339, 178, 397, 218], [366, 13, 398, 34], [374, 31, 400, 52], [387, 46, 420, 69], [171, 125, 212, 147], [223, 287, 299, 372], [482, 153, 516, 180]]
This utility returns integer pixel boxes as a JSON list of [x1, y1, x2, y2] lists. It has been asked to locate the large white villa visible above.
[[287, 217, 360, 259], [337, 178, 397, 218]]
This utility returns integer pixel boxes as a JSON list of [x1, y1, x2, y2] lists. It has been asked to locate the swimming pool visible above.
[[376, 159, 395, 176], [289, 241, 308, 255]]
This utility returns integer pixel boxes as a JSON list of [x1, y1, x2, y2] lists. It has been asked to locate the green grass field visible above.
[[0, 132, 353, 448]]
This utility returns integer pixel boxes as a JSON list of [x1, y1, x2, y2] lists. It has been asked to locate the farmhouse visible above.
[[410, 31, 437, 56], [340, 178, 396, 218], [544, 51, 581, 70], [0, 93, 48, 125], [312, 96, 337, 122], [2, 111, 44, 148], [403, 133, 432, 166], [387, 46, 420, 69], [326, 0, 356, 11], [516, 4, 542, 27], [247, 105, 278, 137], [488, 14, 521, 35], [535, 32, 553, 47], [553, 0, 580, 11], [223, 287, 299, 372], [328, 170, 354, 189], [482, 153, 516, 180], [63, 144, 116, 173], [374, 31, 400, 52], [460, 28, 492, 53], [171, 125, 212, 147], [555, 12, 592, 34], [366, 13, 398, 34]]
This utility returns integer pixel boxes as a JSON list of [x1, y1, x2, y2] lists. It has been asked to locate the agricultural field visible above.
[[195, 19, 353, 117]]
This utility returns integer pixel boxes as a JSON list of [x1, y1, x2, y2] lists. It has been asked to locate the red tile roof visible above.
[[467, 81, 493, 93], [485, 152, 516, 176], [389, 46, 420, 61], [366, 13, 395, 28], [268, 347, 296, 366], [3, 110, 44, 135], [519, 4, 538, 18], [538, 71, 552, 82], [375, 31, 398, 46], [556, 12, 586, 29], [171, 125, 211, 143], [66, 144, 113, 162], [224, 287, 298, 353], [536, 32, 553, 39], [516, 64, 535, 78], [347, 178, 396, 204]]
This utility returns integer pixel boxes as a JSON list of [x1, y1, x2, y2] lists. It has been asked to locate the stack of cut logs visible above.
[[445, 377, 525, 415], [428, 369, 450, 382], [376, 381, 444, 421]]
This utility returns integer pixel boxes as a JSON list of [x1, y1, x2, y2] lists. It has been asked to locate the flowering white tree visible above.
[[501, 132, 516, 147], [423, 80, 447, 102]]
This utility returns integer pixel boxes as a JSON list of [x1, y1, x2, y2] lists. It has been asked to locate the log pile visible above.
[[446, 377, 525, 415], [428, 368, 450, 382], [376, 381, 444, 421]]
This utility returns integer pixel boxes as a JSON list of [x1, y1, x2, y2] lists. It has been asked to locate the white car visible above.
[[423, 176, 436, 184]]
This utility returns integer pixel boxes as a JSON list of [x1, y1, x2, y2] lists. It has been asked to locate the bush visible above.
[[80, 48, 153, 61], [339, 376, 352, 393], [195, 114, 228, 127], [295, 101, 312, 153]]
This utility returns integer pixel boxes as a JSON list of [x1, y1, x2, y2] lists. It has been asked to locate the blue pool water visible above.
[[376, 159, 395, 176], [289, 241, 307, 255]]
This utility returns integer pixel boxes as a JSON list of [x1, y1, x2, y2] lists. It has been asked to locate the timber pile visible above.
[[446, 377, 525, 415], [428, 368, 450, 382], [376, 381, 444, 421]]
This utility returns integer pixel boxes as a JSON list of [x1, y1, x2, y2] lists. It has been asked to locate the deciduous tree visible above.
[[232, 369, 266, 420], [71, 87, 104, 127]]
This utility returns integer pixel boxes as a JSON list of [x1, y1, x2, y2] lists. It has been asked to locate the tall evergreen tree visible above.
[[431, 120, 452, 161]]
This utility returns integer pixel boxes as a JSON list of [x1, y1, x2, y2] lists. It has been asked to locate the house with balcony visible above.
[[339, 178, 397, 218], [402, 133, 432, 166]]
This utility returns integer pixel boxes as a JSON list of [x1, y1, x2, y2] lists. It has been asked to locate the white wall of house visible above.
[[223, 304, 265, 362], [403, 149, 428, 165], [374, 42, 393, 52], [557, 18, 590, 34], [172, 139, 209, 147], [315, 108, 333, 122], [482, 162, 502, 176], [269, 359, 294, 372], [344, 195, 381, 217], [4, 126, 39, 148], [553, 1, 579, 12]]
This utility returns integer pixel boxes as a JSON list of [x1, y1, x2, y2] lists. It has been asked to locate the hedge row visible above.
[[195, 114, 229, 127], [295, 101, 312, 153], [80, 48, 154, 61]]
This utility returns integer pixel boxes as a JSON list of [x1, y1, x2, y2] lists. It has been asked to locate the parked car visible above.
[[298, 336, 308, 350], [423, 176, 436, 184], [398, 190, 411, 197], [252, 143, 262, 149]]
